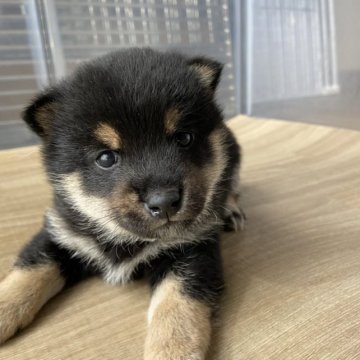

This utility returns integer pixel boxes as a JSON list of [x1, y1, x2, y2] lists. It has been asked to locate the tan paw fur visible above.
[[0, 264, 64, 344], [145, 276, 211, 360]]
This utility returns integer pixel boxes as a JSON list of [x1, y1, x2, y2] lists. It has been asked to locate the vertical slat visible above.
[[41, 0, 66, 81], [25, 0, 48, 88], [327, 0, 339, 91], [245, 0, 254, 114], [319, 0, 330, 91]]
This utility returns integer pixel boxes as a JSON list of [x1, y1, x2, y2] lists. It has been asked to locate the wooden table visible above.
[[1, 116, 360, 359]]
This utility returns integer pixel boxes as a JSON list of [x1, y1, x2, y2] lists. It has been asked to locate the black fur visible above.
[[17, 48, 241, 312], [15, 228, 93, 286]]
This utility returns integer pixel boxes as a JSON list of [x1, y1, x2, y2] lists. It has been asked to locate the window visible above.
[[0, 0, 236, 149]]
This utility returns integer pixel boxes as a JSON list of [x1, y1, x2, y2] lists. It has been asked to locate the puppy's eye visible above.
[[96, 150, 118, 169], [174, 132, 194, 148]]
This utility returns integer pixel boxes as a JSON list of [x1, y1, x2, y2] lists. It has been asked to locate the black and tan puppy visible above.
[[0, 48, 243, 359]]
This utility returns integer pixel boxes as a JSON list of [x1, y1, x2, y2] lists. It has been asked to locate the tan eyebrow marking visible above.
[[164, 107, 181, 135], [94, 122, 122, 150]]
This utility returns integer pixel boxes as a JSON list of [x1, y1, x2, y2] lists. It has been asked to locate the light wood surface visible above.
[[0, 116, 360, 359]]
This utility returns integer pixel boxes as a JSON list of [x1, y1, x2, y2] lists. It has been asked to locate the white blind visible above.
[[50, 0, 237, 116], [0, 0, 236, 148]]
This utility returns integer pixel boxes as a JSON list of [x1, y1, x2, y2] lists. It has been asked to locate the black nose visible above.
[[144, 189, 181, 219]]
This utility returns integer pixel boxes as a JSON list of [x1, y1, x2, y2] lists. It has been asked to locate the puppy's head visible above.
[[23, 48, 227, 240]]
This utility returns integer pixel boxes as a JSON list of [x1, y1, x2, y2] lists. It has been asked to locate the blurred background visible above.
[[0, 0, 359, 149]]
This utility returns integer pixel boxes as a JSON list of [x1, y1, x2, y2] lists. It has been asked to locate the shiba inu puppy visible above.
[[0, 48, 244, 359]]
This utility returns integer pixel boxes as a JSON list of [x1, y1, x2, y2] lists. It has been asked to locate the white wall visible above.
[[334, 0, 360, 72]]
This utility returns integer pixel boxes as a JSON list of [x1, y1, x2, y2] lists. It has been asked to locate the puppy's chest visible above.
[[100, 240, 148, 263], [89, 235, 196, 285], [83, 239, 163, 285]]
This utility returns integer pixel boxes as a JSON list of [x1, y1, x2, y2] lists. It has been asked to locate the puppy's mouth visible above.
[[152, 217, 186, 229], [149, 209, 193, 228], [116, 209, 197, 240]]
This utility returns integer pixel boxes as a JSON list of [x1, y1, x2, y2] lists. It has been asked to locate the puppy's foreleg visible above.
[[0, 263, 64, 343], [0, 227, 86, 344], [144, 240, 223, 360], [145, 275, 211, 360]]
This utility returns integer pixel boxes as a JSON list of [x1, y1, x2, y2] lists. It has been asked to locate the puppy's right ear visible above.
[[22, 88, 60, 139]]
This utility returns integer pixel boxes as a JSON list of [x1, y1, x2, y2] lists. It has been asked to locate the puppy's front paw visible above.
[[0, 300, 34, 344], [145, 346, 204, 360], [145, 276, 211, 360], [0, 265, 64, 344], [0, 271, 39, 344], [223, 206, 246, 232]]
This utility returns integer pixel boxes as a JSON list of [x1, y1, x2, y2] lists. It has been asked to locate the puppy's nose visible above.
[[144, 189, 181, 219]]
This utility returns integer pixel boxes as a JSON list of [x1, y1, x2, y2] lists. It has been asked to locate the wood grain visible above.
[[0, 116, 360, 359]]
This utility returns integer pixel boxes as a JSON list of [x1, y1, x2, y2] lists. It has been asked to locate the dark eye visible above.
[[95, 150, 118, 169], [174, 132, 194, 148]]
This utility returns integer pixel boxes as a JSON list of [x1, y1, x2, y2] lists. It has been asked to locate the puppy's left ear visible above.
[[22, 88, 60, 139], [188, 57, 223, 93]]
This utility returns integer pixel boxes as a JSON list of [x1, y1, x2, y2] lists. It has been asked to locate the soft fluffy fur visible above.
[[0, 48, 243, 359]]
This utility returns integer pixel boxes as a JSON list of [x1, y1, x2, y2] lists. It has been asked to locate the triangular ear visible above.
[[188, 57, 223, 93], [22, 88, 60, 139]]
